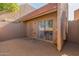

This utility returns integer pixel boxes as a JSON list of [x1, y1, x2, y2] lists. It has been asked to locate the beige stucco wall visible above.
[[57, 3, 68, 51], [0, 22, 26, 41]]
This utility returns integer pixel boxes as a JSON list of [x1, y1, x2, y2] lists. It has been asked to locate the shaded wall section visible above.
[[68, 21, 79, 43], [24, 12, 57, 40], [0, 22, 26, 41]]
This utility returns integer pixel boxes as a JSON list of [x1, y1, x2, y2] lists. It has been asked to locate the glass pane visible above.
[[45, 20, 48, 29], [45, 20, 53, 30], [39, 21, 45, 30], [39, 31, 45, 39], [48, 20, 53, 28], [45, 31, 53, 41]]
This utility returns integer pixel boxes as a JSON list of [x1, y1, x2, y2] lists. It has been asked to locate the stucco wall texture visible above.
[[68, 21, 79, 43], [74, 9, 79, 21], [25, 12, 57, 39], [0, 22, 26, 41]]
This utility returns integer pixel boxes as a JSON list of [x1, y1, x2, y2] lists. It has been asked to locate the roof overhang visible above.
[[18, 3, 58, 22]]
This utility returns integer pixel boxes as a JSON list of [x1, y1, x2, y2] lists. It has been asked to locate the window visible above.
[[45, 20, 53, 29], [38, 20, 53, 41], [39, 20, 53, 30], [39, 20, 45, 30]]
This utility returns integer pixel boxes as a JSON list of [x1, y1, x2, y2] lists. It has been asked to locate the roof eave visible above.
[[23, 8, 57, 22]]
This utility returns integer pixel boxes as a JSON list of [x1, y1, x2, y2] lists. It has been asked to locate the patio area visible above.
[[0, 38, 79, 56]]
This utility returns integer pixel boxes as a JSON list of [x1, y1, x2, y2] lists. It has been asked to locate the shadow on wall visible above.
[[0, 21, 26, 41]]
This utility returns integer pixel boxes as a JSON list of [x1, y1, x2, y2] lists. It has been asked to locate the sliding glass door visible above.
[[38, 19, 53, 41]]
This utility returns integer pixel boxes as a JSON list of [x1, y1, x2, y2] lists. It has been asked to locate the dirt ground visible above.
[[0, 38, 79, 56]]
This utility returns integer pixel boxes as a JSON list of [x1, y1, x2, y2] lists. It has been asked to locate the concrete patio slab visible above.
[[0, 38, 79, 56]]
